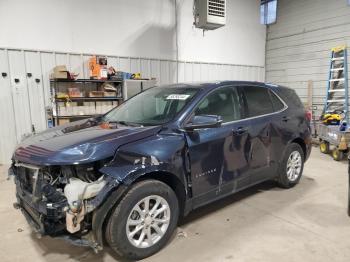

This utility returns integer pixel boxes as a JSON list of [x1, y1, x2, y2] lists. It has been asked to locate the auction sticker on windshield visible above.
[[166, 94, 191, 100]]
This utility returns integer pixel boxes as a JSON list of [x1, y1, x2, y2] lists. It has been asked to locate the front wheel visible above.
[[277, 143, 305, 188], [105, 180, 179, 260]]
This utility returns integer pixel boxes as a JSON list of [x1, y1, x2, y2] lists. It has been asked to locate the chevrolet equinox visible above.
[[10, 81, 312, 260]]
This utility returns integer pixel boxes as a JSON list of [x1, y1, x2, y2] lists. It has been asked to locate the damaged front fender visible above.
[[100, 133, 188, 185], [90, 133, 190, 248]]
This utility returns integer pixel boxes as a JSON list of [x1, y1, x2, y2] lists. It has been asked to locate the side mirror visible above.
[[184, 115, 222, 131]]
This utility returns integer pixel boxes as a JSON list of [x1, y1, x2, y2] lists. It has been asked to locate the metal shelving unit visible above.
[[50, 78, 123, 126]]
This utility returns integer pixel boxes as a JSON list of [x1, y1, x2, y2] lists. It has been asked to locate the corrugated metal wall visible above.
[[0, 47, 264, 164], [265, 0, 350, 118]]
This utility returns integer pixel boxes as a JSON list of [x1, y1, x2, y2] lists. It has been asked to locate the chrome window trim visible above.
[[222, 88, 288, 125], [180, 84, 289, 129], [180, 84, 242, 127]]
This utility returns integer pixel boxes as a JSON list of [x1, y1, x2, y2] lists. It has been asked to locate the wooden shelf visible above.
[[54, 115, 94, 119], [50, 78, 122, 83], [55, 97, 123, 102]]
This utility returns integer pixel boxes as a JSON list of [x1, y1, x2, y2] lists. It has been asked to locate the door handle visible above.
[[233, 127, 248, 135], [282, 116, 291, 122]]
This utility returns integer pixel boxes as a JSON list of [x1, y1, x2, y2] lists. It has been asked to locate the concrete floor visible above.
[[1, 148, 350, 262]]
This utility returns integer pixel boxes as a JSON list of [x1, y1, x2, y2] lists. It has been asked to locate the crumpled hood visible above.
[[13, 119, 161, 166]]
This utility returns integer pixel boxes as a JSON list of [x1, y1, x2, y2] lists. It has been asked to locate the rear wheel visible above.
[[320, 141, 330, 154], [332, 148, 344, 161], [277, 143, 304, 188], [105, 180, 179, 260]]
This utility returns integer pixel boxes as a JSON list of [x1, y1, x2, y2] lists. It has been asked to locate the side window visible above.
[[194, 87, 242, 123], [243, 86, 274, 117], [278, 88, 303, 108], [269, 90, 285, 111]]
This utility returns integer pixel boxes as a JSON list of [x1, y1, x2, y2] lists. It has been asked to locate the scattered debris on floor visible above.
[[177, 230, 188, 238]]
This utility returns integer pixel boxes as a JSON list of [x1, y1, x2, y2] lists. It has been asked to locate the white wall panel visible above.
[[7, 50, 32, 141], [160, 61, 170, 85], [24, 51, 46, 132], [150, 60, 161, 82], [140, 59, 151, 80], [265, 0, 350, 119], [119, 57, 131, 73], [169, 61, 178, 84], [0, 47, 264, 164], [184, 63, 193, 82], [0, 49, 17, 163], [40, 52, 55, 106], [130, 58, 140, 74], [0, 0, 265, 66], [191, 64, 200, 82]]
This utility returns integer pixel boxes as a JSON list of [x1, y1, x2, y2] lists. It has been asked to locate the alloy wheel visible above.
[[126, 195, 171, 248], [286, 151, 302, 182]]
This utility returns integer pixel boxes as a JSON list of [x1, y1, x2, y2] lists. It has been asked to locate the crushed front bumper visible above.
[[10, 163, 123, 252]]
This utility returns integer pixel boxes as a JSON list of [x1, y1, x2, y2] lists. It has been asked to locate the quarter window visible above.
[[269, 90, 285, 111], [243, 86, 274, 117], [194, 87, 242, 123]]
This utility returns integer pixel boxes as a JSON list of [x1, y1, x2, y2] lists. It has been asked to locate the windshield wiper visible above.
[[108, 121, 143, 127]]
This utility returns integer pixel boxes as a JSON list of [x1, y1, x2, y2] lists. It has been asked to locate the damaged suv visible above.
[[10, 81, 311, 260]]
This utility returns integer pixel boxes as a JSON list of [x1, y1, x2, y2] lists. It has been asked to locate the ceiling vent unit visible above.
[[194, 0, 226, 30]]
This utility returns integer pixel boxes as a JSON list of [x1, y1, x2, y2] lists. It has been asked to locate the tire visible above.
[[105, 180, 179, 260], [277, 143, 305, 188], [320, 141, 330, 154], [332, 148, 344, 161]]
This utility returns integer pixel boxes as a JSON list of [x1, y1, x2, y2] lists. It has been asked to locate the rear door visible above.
[[240, 85, 276, 183]]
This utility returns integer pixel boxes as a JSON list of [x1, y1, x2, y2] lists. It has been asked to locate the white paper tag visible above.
[[166, 94, 190, 100]]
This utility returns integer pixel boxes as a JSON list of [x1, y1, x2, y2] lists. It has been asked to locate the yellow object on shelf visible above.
[[322, 113, 341, 125], [331, 45, 346, 52]]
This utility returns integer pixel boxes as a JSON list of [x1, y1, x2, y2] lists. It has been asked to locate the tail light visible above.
[[305, 110, 312, 121]]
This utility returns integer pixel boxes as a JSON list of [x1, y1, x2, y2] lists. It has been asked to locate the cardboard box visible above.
[[68, 88, 83, 97], [53, 65, 69, 79], [89, 91, 104, 97], [104, 91, 116, 97], [58, 119, 70, 126]]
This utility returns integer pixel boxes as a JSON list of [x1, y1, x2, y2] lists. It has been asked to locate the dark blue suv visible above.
[[10, 81, 312, 260]]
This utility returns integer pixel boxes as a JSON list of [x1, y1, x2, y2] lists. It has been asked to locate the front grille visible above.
[[16, 166, 37, 193]]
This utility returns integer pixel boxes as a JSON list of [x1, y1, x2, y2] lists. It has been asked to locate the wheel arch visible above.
[[92, 170, 187, 249], [131, 171, 187, 219], [290, 137, 307, 159]]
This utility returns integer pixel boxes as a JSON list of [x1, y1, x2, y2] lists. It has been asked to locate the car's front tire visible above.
[[277, 143, 305, 188], [105, 179, 179, 260]]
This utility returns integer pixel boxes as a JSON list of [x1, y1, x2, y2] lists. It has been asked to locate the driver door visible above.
[[184, 86, 250, 208]]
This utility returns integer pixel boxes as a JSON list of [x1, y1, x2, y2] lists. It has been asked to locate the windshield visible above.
[[102, 87, 199, 126]]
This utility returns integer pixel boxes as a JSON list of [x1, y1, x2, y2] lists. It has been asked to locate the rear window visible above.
[[242, 86, 274, 117]]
